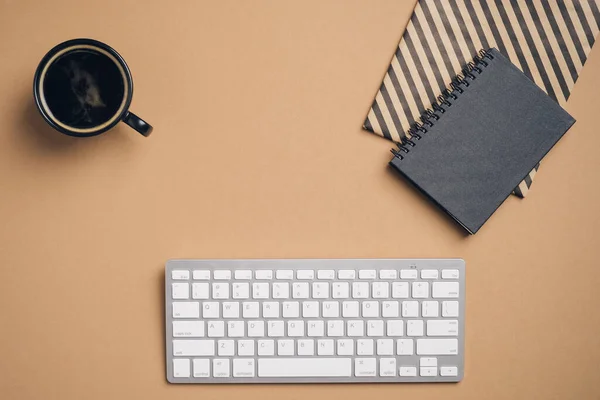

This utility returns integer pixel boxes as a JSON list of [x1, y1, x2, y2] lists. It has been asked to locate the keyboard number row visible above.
[[172, 282, 459, 300]]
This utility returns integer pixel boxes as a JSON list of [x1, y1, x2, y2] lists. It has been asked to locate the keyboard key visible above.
[[173, 358, 190, 377], [362, 301, 379, 317], [420, 270, 439, 279], [193, 359, 210, 377], [427, 320, 459, 336], [317, 270, 335, 279], [262, 302, 279, 318], [218, 340, 234, 356], [416, 339, 458, 355], [173, 302, 199, 318], [379, 270, 397, 279], [386, 320, 404, 337], [420, 367, 437, 377], [273, 282, 290, 299], [396, 339, 414, 355], [238, 340, 255, 356], [352, 282, 369, 298], [292, 282, 309, 299], [367, 320, 384, 336], [302, 301, 319, 317], [242, 302, 259, 318], [432, 282, 459, 298], [402, 301, 419, 317], [173, 321, 204, 337], [318, 339, 334, 355], [327, 320, 344, 336], [442, 301, 459, 317], [372, 282, 389, 299], [255, 270, 273, 280], [392, 282, 409, 298], [252, 283, 269, 299], [193, 270, 210, 280], [400, 269, 418, 279], [420, 357, 437, 367], [232, 283, 249, 299], [382, 301, 399, 317], [323, 302, 340, 318], [342, 301, 359, 317], [248, 321, 265, 337], [307, 320, 325, 336], [422, 301, 439, 317], [227, 321, 244, 337], [172, 283, 190, 299], [332, 282, 349, 299], [258, 340, 275, 356], [377, 339, 394, 355], [337, 339, 354, 355], [407, 320, 424, 336], [358, 270, 376, 279], [172, 270, 190, 280], [173, 339, 214, 356], [212, 283, 229, 299], [276, 270, 294, 280], [268, 321, 284, 337], [312, 282, 329, 298], [441, 269, 459, 279], [347, 320, 364, 336], [213, 270, 231, 280], [233, 359, 255, 377], [354, 358, 376, 376], [283, 301, 300, 318], [234, 270, 252, 280], [287, 320, 304, 336], [297, 270, 314, 279], [213, 359, 230, 377], [399, 366, 417, 377], [258, 358, 351, 377], [412, 282, 429, 298], [338, 270, 356, 279], [379, 358, 396, 376], [207, 321, 225, 337], [277, 340, 294, 355], [297, 339, 314, 355], [202, 302, 219, 318], [192, 283, 209, 299], [440, 366, 458, 376]]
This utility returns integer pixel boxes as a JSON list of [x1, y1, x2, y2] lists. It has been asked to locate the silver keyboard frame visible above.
[[165, 259, 465, 384]]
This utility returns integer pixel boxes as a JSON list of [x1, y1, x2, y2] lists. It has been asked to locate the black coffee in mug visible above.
[[34, 39, 152, 137]]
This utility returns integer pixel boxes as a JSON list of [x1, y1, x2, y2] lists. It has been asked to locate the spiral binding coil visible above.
[[391, 49, 494, 160]]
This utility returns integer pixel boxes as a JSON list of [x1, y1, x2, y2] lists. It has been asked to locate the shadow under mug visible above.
[[33, 38, 152, 137]]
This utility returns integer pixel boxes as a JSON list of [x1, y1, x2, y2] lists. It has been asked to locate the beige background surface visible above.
[[1, 1, 599, 399]]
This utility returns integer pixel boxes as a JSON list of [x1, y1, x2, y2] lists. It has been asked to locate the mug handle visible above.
[[123, 111, 153, 137]]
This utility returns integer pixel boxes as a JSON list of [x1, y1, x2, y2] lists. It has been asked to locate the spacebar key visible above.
[[258, 358, 352, 377]]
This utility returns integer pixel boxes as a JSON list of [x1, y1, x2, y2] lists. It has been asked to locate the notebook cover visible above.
[[389, 48, 575, 234]]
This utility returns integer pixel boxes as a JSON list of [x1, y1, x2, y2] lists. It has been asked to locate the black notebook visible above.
[[389, 48, 575, 234]]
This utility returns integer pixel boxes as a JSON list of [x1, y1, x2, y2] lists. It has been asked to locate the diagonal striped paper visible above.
[[365, 0, 600, 197]]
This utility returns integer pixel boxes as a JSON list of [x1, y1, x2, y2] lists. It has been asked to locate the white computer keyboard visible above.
[[165, 259, 465, 383]]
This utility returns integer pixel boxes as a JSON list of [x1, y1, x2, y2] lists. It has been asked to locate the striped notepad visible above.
[[364, 0, 600, 197]]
